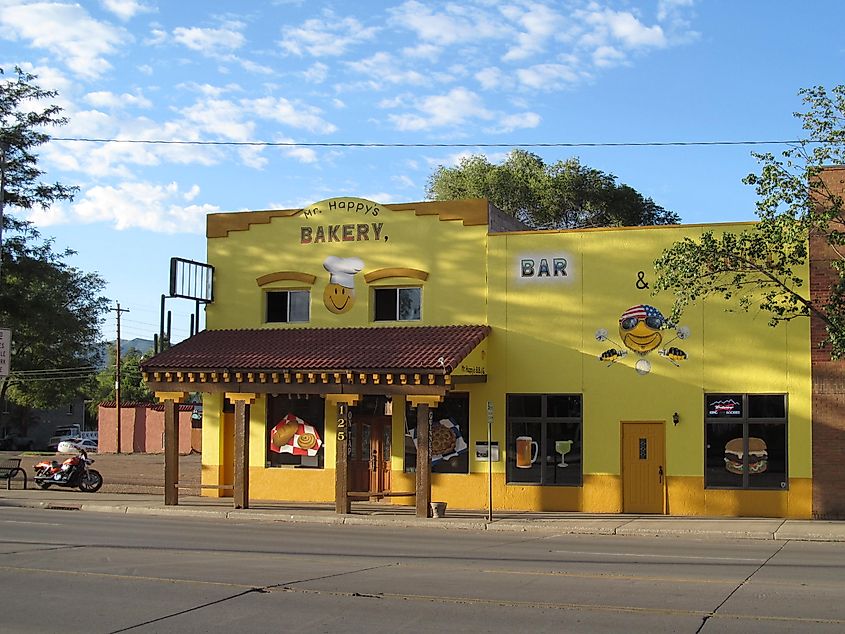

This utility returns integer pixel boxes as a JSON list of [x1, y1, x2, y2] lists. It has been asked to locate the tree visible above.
[[1, 217, 109, 411], [0, 68, 108, 430], [89, 346, 156, 411], [426, 150, 680, 229], [1, 66, 78, 270], [654, 85, 845, 358]]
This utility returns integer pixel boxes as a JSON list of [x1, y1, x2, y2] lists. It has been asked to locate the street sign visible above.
[[0, 328, 10, 377]]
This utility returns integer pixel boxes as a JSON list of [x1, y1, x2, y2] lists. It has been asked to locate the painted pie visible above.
[[431, 423, 457, 456]]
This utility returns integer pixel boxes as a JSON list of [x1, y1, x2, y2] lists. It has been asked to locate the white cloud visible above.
[[67, 181, 219, 233], [0, 2, 128, 78], [172, 22, 245, 57], [516, 63, 581, 90], [101, 0, 152, 21], [387, 87, 492, 131], [279, 11, 378, 57], [475, 66, 507, 91], [239, 58, 273, 74], [593, 45, 626, 68], [248, 96, 337, 134], [84, 90, 152, 109], [180, 98, 255, 140], [344, 52, 427, 87], [401, 42, 441, 60], [392, 174, 415, 188], [582, 9, 666, 49], [303, 62, 328, 83], [275, 138, 318, 164], [501, 3, 567, 62], [388, 0, 506, 46], [485, 111, 541, 134]]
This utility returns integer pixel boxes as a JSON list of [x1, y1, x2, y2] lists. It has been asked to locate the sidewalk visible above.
[[2, 452, 844, 542]]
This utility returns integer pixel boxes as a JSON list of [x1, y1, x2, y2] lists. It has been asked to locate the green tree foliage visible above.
[[1, 217, 109, 407], [0, 66, 78, 210], [426, 150, 679, 229], [654, 85, 845, 358], [0, 67, 109, 416], [89, 346, 155, 412]]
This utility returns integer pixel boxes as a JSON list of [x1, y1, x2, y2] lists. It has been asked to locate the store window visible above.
[[404, 393, 469, 474], [266, 290, 309, 323], [704, 393, 787, 490], [506, 394, 582, 486], [374, 287, 421, 321], [266, 395, 324, 468]]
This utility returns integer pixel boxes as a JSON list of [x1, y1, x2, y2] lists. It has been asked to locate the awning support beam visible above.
[[226, 392, 256, 509], [155, 391, 187, 506]]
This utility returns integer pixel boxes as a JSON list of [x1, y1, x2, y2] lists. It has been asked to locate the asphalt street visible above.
[[1, 505, 844, 633]]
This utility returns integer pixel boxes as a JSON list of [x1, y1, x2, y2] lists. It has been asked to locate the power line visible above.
[[52, 137, 808, 149], [11, 366, 99, 375]]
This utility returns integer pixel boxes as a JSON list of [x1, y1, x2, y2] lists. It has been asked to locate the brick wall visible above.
[[811, 166, 845, 519]]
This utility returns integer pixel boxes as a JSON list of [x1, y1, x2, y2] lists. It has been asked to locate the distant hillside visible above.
[[96, 338, 155, 368]]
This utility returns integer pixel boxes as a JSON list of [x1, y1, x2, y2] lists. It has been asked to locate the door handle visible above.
[[370, 451, 378, 471], [658, 465, 664, 484]]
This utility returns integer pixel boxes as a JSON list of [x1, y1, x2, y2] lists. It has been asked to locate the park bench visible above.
[[0, 458, 27, 490]]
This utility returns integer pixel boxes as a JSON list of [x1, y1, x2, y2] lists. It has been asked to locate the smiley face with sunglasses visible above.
[[618, 304, 668, 354]]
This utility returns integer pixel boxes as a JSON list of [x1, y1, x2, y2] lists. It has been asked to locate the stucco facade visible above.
[[146, 196, 815, 518]]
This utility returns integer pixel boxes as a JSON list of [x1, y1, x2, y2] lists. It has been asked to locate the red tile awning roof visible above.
[[141, 325, 490, 375]]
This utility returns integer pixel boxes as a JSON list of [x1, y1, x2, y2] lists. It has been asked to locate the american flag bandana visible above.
[[620, 304, 664, 324]]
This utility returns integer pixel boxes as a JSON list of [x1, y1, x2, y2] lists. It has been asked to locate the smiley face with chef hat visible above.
[[323, 255, 365, 314]]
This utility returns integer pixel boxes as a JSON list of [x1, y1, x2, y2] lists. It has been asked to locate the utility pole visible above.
[[112, 302, 129, 453], [0, 142, 7, 283]]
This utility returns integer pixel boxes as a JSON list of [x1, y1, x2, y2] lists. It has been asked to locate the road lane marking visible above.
[[275, 587, 845, 624], [551, 549, 765, 562], [483, 569, 737, 584], [0, 564, 255, 589]]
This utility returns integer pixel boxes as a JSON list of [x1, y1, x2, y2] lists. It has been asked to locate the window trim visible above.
[[265, 289, 310, 323], [506, 393, 583, 487], [704, 393, 788, 491], [372, 285, 422, 322]]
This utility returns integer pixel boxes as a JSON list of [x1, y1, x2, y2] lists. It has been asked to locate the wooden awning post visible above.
[[408, 395, 442, 518], [155, 391, 186, 506], [327, 394, 359, 515], [227, 392, 256, 509], [416, 403, 431, 517]]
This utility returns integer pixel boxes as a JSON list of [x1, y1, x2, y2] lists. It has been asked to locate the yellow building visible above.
[[142, 196, 812, 518]]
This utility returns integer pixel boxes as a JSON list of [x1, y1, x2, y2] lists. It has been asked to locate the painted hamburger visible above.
[[724, 437, 768, 475]]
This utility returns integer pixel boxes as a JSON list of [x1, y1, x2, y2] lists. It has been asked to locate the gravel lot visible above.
[[2, 450, 201, 494]]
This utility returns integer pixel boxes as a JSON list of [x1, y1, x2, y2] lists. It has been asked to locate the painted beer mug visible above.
[[515, 436, 539, 468]]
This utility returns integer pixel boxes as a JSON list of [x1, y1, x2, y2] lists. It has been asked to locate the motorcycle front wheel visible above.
[[79, 469, 103, 493], [34, 480, 51, 489]]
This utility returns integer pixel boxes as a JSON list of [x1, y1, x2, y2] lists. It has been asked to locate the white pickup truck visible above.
[[48, 425, 98, 451]]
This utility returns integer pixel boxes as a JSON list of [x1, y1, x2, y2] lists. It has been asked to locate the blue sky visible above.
[[1, 0, 843, 344]]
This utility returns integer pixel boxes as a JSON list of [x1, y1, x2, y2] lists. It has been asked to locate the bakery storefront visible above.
[[142, 196, 813, 518]]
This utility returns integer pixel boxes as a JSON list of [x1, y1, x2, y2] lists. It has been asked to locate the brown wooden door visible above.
[[622, 422, 665, 513], [350, 415, 392, 497]]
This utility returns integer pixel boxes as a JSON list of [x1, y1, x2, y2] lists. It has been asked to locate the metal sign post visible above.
[[487, 400, 494, 522], [0, 329, 10, 378]]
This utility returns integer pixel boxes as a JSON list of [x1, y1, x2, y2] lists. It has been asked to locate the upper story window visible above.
[[266, 290, 310, 323], [373, 287, 421, 321]]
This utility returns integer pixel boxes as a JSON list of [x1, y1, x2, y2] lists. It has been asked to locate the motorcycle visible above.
[[33, 441, 103, 492]]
